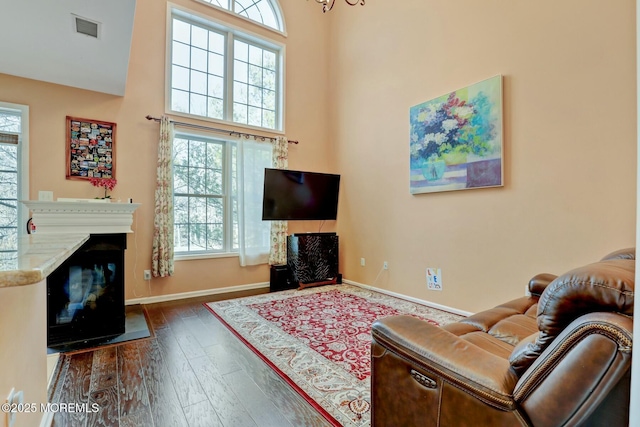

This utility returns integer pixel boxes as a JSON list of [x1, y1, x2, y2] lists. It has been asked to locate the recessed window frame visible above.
[[173, 131, 239, 259], [0, 102, 29, 269], [166, 3, 286, 134]]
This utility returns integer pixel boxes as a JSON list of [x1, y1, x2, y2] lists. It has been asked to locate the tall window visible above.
[[173, 135, 238, 254], [0, 103, 28, 270], [169, 9, 283, 131], [173, 133, 272, 258]]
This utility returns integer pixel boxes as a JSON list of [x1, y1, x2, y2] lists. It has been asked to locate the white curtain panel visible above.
[[151, 116, 175, 277], [237, 139, 273, 266]]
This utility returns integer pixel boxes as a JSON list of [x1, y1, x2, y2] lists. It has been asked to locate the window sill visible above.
[[174, 251, 239, 261]]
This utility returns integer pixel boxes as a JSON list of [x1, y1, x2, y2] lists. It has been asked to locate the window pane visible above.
[[248, 45, 263, 66], [0, 230, 17, 253], [234, 82, 248, 104], [246, 6, 263, 23], [0, 199, 17, 227], [173, 19, 191, 44], [232, 198, 238, 249], [174, 196, 189, 224], [257, 1, 277, 29], [174, 165, 189, 193], [200, 0, 279, 30], [233, 103, 248, 124], [263, 89, 275, 110], [206, 224, 223, 250], [208, 98, 223, 119], [263, 110, 275, 129], [190, 93, 207, 116], [174, 223, 189, 251], [172, 65, 189, 91], [263, 50, 276, 70], [172, 89, 189, 113], [190, 197, 207, 223], [206, 143, 223, 168], [264, 69, 275, 90], [206, 198, 223, 223], [191, 47, 208, 72], [248, 85, 262, 107], [248, 64, 262, 87], [172, 41, 190, 68], [190, 70, 207, 94], [230, 143, 237, 194], [208, 75, 223, 98], [208, 53, 224, 77], [188, 167, 206, 195], [234, 60, 248, 83], [248, 106, 262, 126], [206, 168, 222, 194], [209, 32, 225, 54], [0, 145, 17, 171], [189, 223, 206, 251], [192, 26, 208, 50], [203, 0, 230, 9], [173, 138, 189, 165], [235, 40, 248, 62], [189, 140, 207, 168]]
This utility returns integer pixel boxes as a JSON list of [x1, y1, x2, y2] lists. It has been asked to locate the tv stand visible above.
[[287, 233, 339, 289]]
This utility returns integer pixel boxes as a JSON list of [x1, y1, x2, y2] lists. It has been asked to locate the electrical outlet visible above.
[[360, 258, 366, 267], [143, 270, 151, 281], [426, 268, 442, 291], [383, 261, 388, 270]]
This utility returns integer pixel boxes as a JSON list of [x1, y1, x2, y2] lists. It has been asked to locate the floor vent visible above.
[[74, 16, 99, 38]]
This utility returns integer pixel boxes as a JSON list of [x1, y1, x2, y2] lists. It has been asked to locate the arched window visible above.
[[196, 0, 284, 32]]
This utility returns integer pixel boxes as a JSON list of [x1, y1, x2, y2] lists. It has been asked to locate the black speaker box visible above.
[[270, 264, 296, 292]]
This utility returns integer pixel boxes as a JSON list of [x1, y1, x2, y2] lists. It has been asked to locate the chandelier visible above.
[[315, 0, 365, 13]]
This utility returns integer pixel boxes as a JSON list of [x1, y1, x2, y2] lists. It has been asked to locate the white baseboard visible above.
[[123, 278, 473, 317], [344, 279, 474, 317], [125, 282, 269, 305]]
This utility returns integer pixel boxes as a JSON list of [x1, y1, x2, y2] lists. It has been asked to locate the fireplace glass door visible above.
[[47, 234, 126, 348]]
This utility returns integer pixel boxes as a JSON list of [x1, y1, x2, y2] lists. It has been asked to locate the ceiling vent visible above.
[[73, 15, 100, 39]]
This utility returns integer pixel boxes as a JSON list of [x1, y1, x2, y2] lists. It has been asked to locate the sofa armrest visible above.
[[513, 312, 632, 427], [528, 273, 557, 296], [372, 315, 519, 409]]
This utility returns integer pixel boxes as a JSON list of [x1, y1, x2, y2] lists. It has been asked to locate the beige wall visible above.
[[0, 0, 332, 300], [0, 281, 47, 427], [331, 1, 637, 312], [0, 1, 636, 314]]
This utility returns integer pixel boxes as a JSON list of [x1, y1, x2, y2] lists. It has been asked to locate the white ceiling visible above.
[[0, 0, 137, 96]]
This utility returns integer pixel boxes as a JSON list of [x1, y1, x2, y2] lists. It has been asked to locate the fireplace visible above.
[[20, 200, 140, 348], [47, 233, 126, 348]]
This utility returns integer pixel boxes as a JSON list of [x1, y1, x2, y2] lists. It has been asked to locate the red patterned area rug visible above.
[[205, 284, 463, 426]]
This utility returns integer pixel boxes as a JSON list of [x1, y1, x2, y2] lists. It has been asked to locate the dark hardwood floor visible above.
[[48, 289, 333, 427]]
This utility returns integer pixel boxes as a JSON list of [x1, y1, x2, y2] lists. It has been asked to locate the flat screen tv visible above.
[[262, 168, 340, 221]]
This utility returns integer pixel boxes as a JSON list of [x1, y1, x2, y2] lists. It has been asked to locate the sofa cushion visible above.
[[509, 259, 634, 375], [441, 296, 539, 357]]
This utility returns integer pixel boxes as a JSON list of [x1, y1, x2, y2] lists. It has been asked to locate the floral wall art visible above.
[[409, 75, 503, 194]]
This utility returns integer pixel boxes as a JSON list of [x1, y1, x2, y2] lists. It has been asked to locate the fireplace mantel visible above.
[[21, 200, 141, 235]]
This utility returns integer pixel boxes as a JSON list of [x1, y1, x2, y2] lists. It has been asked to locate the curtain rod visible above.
[[145, 115, 298, 144]]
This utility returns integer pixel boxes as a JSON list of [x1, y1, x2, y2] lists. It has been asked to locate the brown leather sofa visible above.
[[371, 248, 634, 427]]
